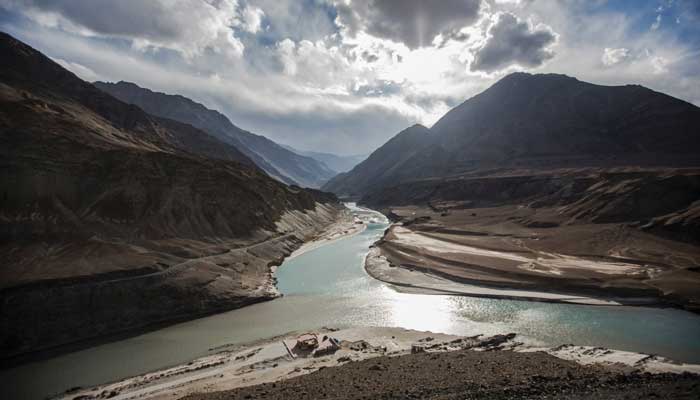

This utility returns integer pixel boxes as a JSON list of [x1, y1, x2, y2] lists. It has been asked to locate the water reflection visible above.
[[2, 206, 700, 400], [385, 288, 455, 333]]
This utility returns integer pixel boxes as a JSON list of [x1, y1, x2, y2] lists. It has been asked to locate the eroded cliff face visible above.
[[1, 204, 343, 361], [0, 32, 343, 361]]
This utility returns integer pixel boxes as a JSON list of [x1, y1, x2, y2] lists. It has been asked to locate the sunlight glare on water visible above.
[[2, 204, 700, 400], [384, 287, 455, 333]]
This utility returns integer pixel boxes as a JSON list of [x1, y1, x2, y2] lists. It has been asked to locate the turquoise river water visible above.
[[2, 204, 700, 399]]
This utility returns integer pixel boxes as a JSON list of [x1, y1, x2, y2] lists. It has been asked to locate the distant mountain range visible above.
[[324, 72, 700, 199], [94, 81, 336, 188], [280, 145, 367, 174]]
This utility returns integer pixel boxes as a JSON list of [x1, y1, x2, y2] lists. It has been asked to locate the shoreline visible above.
[[53, 326, 700, 400], [364, 218, 686, 309], [364, 246, 665, 307], [16, 205, 698, 399], [269, 206, 368, 284], [1, 203, 355, 370], [277, 201, 385, 268], [285, 209, 367, 261]]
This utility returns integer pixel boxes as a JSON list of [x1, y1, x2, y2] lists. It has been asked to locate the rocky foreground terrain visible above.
[[187, 350, 699, 400], [0, 32, 343, 362]]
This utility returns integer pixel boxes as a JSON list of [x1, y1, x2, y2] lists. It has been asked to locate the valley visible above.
[[2, 7, 700, 398], [3, 205, 699, 400]]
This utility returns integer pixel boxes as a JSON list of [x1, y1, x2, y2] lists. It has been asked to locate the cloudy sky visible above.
[[1, 0, 699, 155]]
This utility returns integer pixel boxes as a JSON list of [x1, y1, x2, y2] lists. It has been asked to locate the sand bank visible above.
[[364, 246, 661, 306]]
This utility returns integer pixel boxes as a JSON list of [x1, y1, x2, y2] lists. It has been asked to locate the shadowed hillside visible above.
[[0, 32, 342, 361], [94, 81, 336, 188]]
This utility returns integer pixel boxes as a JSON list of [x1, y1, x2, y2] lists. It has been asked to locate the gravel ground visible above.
[[183, 349, 700, 400]]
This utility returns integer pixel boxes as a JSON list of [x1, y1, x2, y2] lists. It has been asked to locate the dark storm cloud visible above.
[[9, 0, 182, 40], [3, 0, 246, 58], [337, 0, 482, 48], [471, 12, 556, 72], [436, 28, 470, 48]]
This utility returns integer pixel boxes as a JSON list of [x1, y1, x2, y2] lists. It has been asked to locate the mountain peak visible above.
[[326, 72, 700, 198], [494, 72, 580, 89], [393, 123, 430, 141], [500, 71, 577, 81], [114, 80, 142, 89], [409, 123, 428, 130]]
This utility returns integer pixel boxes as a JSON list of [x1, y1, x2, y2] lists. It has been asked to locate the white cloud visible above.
[[651, 55, 668, 74], [1, 0, 247, 59], [238, 5, 264, 34], [515, 1, 698, 104], [1, 0, 698, 155], [601, 47, 630, 66]]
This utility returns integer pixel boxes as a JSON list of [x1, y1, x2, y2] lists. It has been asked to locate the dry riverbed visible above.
[[369, 205, 700, 311]]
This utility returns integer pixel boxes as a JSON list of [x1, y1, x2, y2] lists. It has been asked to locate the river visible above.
[[2, 204, 700, 399]]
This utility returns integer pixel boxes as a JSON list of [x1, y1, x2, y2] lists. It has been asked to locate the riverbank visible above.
[[7, 203, 700, 400], [1, 202, 348, 368], [368, 205, 700, 311], [54, 327, 700, 400], [285, 208, 366, 261], [365, 247, 632, 306]]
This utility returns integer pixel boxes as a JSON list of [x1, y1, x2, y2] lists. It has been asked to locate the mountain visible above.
[[0, 32, 342, 359], [323, 124, 432, 197], [429, 72, 699, 165], [281, 145, 368, 174], [94, 81, 336, 188], [328, 72, 700, 312], [324, 73, 700, 200]]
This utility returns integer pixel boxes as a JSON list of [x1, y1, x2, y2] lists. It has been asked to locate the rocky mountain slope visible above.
[[325, 73, 700, 311], [0, 32, 343, 361], [324, 73, 700, 199], [94, 81, 336, 188], [323, 73, 700, 239], [323, 124, 432, 197]]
